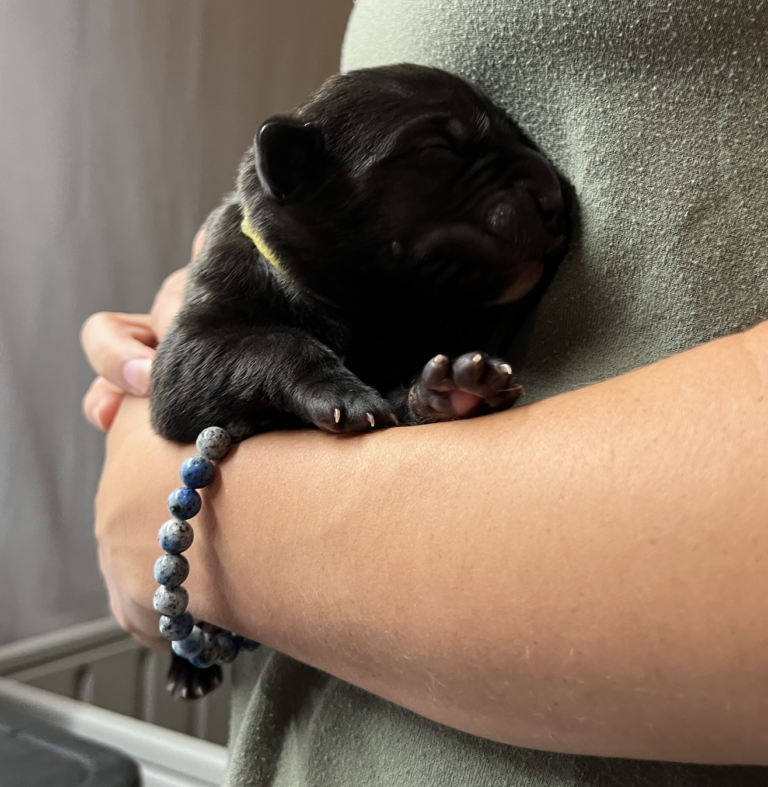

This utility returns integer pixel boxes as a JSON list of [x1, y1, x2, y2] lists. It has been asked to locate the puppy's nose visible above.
[[485, 201, 517, 240]]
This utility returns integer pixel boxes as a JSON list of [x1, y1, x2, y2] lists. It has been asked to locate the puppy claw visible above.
[[472, 353, 483, 364], [177, 682, 201, 701], [334, 407, 341, 424], [500, 363, 512, 375], [366, 412, 376, 428]]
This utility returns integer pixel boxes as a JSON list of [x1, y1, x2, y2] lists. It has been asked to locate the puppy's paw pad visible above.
[[409, 352, 522, 422], [446, 389, 484, 417]]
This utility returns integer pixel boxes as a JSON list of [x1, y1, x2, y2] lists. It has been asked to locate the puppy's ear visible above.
[[254, 119, 327, 202]]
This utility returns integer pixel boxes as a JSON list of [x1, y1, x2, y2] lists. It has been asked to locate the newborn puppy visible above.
[[151, 64, 568, 698]]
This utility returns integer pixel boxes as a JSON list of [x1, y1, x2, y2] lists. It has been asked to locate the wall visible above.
[[0, 0, 353, 644]]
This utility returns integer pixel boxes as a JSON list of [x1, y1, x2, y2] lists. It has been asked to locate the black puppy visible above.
[[151, 64, 568, 698]]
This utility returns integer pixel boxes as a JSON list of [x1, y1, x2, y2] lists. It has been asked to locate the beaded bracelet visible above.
[[152, 426, 258, 669]]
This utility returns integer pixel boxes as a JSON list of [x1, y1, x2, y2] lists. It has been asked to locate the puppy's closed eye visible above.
[[420, 135, 455, 151], [418, 137, 458, 165]]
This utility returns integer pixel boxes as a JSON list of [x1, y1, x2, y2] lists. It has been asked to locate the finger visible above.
[[191, 227, 206, 261], [151, 267, 188, 341], [150, 268, 186, 340], [107, 592, 168, 653], [80, 312, 156, 395], [131, 631, 169, 654], [82, 376, 125, 431], [149, 229, 202, 342]]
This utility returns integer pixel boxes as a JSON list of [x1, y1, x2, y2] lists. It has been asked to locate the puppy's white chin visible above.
[[491, 260, 544, 304]]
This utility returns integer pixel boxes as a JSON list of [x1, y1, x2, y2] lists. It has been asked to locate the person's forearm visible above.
[[98, 322, 768, 763]]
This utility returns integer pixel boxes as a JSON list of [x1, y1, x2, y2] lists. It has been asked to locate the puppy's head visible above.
[[238, 64, 567, 311]]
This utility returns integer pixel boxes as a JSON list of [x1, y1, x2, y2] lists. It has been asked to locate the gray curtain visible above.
[[0, 0, 352, 645]]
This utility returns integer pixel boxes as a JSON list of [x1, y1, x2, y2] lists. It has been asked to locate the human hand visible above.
[[96, 396, 207, 652], [80, 229, 204, 430]]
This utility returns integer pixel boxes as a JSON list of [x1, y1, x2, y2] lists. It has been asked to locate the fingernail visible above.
[[92, 402, 109, 431], [122, 358, 152, 395]]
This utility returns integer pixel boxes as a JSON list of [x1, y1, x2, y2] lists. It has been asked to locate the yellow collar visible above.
[[241, 207, 283, 272], [241, 206, 336, 307]]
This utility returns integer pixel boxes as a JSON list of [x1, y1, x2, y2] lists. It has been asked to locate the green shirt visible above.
[[226, 1, 768, 784]]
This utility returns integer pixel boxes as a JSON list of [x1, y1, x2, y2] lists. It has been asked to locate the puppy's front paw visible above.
[[167, 653, 222, 700], [300, 385, 399, 433], [409, 352, 523, 423]]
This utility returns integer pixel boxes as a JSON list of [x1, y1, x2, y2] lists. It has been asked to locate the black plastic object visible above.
[[0, 698, 141, 787]]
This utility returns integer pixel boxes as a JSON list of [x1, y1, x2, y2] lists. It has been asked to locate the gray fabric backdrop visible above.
[[0, 0, 352, 645]]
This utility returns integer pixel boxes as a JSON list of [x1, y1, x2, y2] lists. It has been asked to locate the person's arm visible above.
[[93, 318, 768, 765]]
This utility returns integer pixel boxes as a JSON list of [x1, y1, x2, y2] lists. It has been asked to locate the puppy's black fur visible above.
[[151, 64, 569, 698]]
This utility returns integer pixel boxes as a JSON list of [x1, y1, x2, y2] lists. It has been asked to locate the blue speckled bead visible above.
[[180, 455, 215, 489], [158, 519, 194, 554], [195, 427, 231, 461], [159, 611, 194, 641], [216, 634, 239, 664], [153, 585, 189, 617], [172, 626, 204, 659], [153, 554, 190, 588], [232, 634, 260, 652], [189, 632, 221, 669], [167, 486, 201, 519]]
